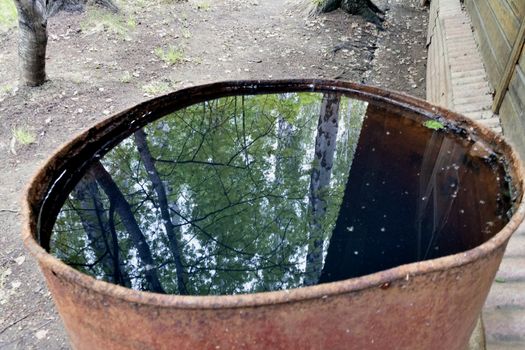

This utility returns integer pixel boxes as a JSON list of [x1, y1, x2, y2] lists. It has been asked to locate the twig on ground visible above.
[[0, 313, 33, 335], [0, 209, 19, 214]]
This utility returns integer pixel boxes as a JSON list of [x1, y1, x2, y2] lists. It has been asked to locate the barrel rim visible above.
[[21, 79, 525, 309]]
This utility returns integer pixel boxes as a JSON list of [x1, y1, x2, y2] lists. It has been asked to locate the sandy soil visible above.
[[0, 0, 427, 348]]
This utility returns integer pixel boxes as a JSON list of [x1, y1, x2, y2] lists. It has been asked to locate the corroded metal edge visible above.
[[21, 79, 525, 309]]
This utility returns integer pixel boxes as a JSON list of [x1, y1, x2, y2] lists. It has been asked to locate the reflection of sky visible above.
[[51, 93, 368, 295]]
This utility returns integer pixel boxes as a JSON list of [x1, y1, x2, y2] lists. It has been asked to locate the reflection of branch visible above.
[[155, 158, 251, 170], [225, 122, 274, 166], [190, 263, 296, 273], [65, 249, 109, 269], [170, 191, 284, 229]]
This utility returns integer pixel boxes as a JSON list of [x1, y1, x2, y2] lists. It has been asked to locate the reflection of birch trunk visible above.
[[415, 136, 461, 260], [275, 116, 294, 187], [134, 129, 189, 295], [73, 175, 130, 287], [304, 93, 341, 286], [89, 161, 166, 294]]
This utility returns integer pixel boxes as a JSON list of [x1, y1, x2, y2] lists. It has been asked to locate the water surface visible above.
[[49, 92, 512, 295]]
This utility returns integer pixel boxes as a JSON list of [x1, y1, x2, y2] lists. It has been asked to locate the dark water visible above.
[[48, 92, 512, 295]]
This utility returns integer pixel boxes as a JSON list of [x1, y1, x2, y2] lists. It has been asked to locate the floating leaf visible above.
[[423, 120, 445, 130]]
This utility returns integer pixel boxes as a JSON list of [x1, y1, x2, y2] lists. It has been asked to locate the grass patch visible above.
[[0, 0, 17, 32], [142, 81, 174, 96], [154, 46, 185, 65], [13, 126, 36, 145], [120, 71, 133, 83], [81, 7, 136, 39], [196, 1, 211, 11], [142, 77, 181, 96], [0, 84, 13, 95], [181, 28, 192, 39]]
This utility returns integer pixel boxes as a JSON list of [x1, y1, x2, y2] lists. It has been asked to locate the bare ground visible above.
[[0, 0, 427, 348]]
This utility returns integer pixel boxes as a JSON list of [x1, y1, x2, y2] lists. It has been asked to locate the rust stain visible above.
[[21, 80, 525, 350]]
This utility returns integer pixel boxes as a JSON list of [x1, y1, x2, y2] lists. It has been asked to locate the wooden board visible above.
[[518, 45, 525, 73], [508, 66, 525, 111], [487, 0, 520, 44], [499, 92, 525, 161], [465, 0, 503, 87], [493, 19, 525, 113], [476, 0, 512, 65], [507, 0, 525, 19]]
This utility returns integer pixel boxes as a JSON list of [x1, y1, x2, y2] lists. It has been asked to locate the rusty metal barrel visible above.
[[22, 80, 525, 350]]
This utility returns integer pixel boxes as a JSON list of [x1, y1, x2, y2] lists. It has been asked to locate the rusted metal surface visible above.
[[22, 80, 525, 350]]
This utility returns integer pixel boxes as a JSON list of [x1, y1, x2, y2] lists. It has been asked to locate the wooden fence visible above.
[[465, 0, 525, 158]]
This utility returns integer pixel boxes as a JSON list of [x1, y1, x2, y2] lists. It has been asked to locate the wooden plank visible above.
[[493, 18, 525, 113], [441, 18, 453, 108], [476, 0, 512, 62], [426, 0, 439, 46], [499, 93, 525, 161], [507, 0, 525, 19], [436, 18, 449, 107], [519, 46, 525, 73], [508, 65, 525, 111], [427, 30, 436, 102], [487, 0, 520, 44], [465, 0, 503, 88]]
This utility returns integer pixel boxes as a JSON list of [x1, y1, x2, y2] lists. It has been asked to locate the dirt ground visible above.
[[0, 0, 427, 348]]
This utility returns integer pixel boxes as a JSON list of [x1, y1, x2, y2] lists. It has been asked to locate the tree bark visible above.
[[14, 0, 118, 86], [90, 161, 166, 294], [134, 129, 189, 295], [314, 0, 385, 27], [304, 93, 341, 286], [14, 0, 48, 86]]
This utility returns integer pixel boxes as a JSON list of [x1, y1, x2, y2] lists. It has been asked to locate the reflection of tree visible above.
[[52, 93, 367, 295], [134, 129, 188, 295], [89, 161, 166, 294], [304, 93, 341, 286], [71, 175, 130, 287]]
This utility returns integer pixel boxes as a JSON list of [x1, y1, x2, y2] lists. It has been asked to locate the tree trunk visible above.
[[314, 0, 385, 27], [90, 161, 166, 294], [134, 129, 189, 295], [14, 0, 118, 86], [304, 93, 341, 286], [14, 0, 48, 86]]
